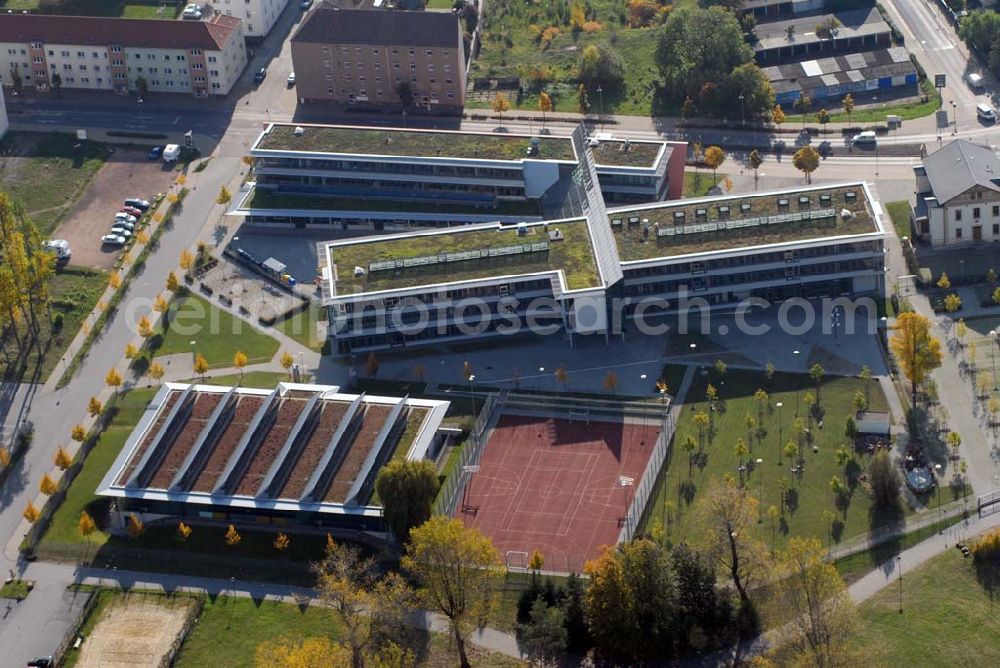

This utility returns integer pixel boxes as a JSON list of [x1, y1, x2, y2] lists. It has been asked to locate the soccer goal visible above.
[[505, 550, 530, 573]]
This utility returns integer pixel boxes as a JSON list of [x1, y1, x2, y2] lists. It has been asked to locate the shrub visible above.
[[973, 527, 1000, 562]]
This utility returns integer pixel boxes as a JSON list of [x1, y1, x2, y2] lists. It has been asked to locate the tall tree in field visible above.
[[704, 146, 726, 184], [584, 538, 679, 661], [193, 353, 209, 380], [697, 477, 766, 609], [749, 148, 763, 184], [517, 597, 567, 666], [233, 350, 248, 378], [375, 459, 439, 543], [889, 312, 942, 405], [842, 93, 854, 126], [313, 538, 410, 668], [792, 146, 820, 183], [655, 7, 753, 101], [768, 537, 859, 667], [403, 517, 502, 668]]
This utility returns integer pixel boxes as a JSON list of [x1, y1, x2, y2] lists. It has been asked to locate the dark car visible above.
[[147, 145, 163, 160], [27, 657, 54, 668], [253, 67, 266, 84]]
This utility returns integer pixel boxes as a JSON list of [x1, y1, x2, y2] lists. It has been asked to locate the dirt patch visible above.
[[77, 594, 195, 668], [52, 149, 176, 270]]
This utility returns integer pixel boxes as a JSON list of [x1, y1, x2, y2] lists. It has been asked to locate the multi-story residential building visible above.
[[214, 0, 288, 39], [912, 139, 1000, 247], [0, 14, 246, 97], [235, 123, 685, 231], [289, 6, 466, 111], [318, 174, 886, 355]]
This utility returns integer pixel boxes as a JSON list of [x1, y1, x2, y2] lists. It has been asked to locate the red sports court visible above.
[[457, 413, 661, 572]]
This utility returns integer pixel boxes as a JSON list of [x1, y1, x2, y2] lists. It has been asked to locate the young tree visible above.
[[78, 510, 97, 544], [165, 271, 180, 292], [124, 343, 138, 360], [364, 352, 379, 377], [492, 93, 510, 129], [794, 94, 811, 128], [179, 249, 194, 272], [693, 410, 710, 450], [23, 502, 40, 524], [39, 473, 57, 496], [869, 449, 901, 509], [577, 42, 626, 91], [138, 315, 153, 338], [947, 430, 962, 459], [809, 363, 825, 401], [51, 72, 62, 98], [403, 517, 502, 668], [576, 83, 589, 115], [842, 93, 854, 126], [937, 272, 951, 290], [889, 312, 942, 405], [54, 446, 73, 471], [603, 369, 618, 394], [148, 362, 165, 383], [772, 104, 785, 127], [273, 532, 290, 552], [177, 522, 193, 541], [281, 350, 295, 376], [127, 513, 145, 539], [944, 293, 962, 313], [681, 434, 697, 477], [517, 597, 568, 666], [768, 538, 858, 667], [216, 185, 232, 208], [704, 146, 726, 185], [375, 459, 439, 542], [697, 477, 765, 606], [749, 148, 763, 184], [87, 396, 103, 417], [584, 538, 679, 661], [792, 145, 820, 183], [0, 447, 9, 468], [816, 108, 830, 126], [71, 424, 87, 443], [395, 81, 414, 110], [538, 90, 553, 130], [108, 272, 121, 290], [224, 523, 241, 547], [233, 350, 248, 378], [193, 353, 209, 379]]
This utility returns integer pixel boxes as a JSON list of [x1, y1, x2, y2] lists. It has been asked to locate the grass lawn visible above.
[[682, 170, 725, 198], [885, 200, 912, 241], [850, 548, 1000, 665], [424, 0, 453, 7], [639, 365, 951, 550], [151, 293, 279, 369], [0, 132, 112, 236], [0, 579, 32, 599], [38, 385, 160, 552], [0, 266, 107, 382], [273, 302, 324, 351], [121, 3, 180, 18], [188, 371, 288, 388], [176, 592, 523, 667]]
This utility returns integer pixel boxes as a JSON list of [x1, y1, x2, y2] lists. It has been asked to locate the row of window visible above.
[[323, 45, 448, 57], [953, 205, 1000, 221], [334, 61, 451, 73], [337, 74, 453, 86], [256, 158, 522, 179], [335, 89, 454, 100]]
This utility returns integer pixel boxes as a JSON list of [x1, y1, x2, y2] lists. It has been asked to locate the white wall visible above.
[[216, 0, 289, 37], [0, 86, 8, 140]]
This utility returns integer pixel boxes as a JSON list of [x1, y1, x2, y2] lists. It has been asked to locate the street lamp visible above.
[[934, 463, 943, 514], [756, 458, 764, 522], [776, 402, 784, 465], [468, 374, 477, 420], [897, 555, 903, 614], [597, 85, 604, 130], [990, 330, 998, 390], [793, 350, 801, 415], [739, 93, 745, 127]]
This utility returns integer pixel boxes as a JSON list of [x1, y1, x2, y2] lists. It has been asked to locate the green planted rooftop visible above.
[[257, 125, 576, 162], [329, 220, 600, 294], [610, 186, 878, 261], [590, 140, 663, 168], [247, 187, 542, 217]]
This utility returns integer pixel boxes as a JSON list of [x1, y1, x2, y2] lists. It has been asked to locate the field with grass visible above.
[[0, 266, 107, 382], [783, 79, 942, 125], [0, 132, 112, 236], [850, 548, 1000, 665], [885, 200, 912, 241], [274, 303, 324, 351], [121, 2, 180, 18], [682, 170, 725, 198], [151, 293, 280, 369], [640, 365, 954, 550], [472, 0, 669, 116]]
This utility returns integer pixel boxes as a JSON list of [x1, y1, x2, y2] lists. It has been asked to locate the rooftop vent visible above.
[[353, 266, 365, 277], [517, 222, 528, 236], [548, 228, 564, 242], [293, 126, 305, 137], [841, 209, 854, 220]]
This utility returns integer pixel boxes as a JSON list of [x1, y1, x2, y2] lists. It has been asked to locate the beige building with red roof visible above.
[[0, 13, 247, 97]]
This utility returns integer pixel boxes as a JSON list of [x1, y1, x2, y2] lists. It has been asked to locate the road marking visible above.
[[173, 116, 181, 125]]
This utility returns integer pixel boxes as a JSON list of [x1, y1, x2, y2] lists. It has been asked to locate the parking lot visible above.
[[52, 148, 177, 269]]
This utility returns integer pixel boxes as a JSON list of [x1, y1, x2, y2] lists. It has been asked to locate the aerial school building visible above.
[[315, 127, 887, 355]]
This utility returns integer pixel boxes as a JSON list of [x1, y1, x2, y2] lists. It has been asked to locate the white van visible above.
[[851, 131, 877, 145], [967, 72, 986, 93], [162, 144, 181, 163], [977, 103, 997, 122]]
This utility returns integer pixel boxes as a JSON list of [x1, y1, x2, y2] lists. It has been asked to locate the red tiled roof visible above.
[[0, 13, 241, 51]]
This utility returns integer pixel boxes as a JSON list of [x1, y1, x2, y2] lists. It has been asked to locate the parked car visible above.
[[301, 0, 311, 8], [147, 145, 163, 160], [115, 212, 137, 225], [101, 234, 127, 247], [43, 239, 71, 261], [182, 3, 202, 19], [110, 225, 133, 238], [124, 197, 150, 210], [977, 103, 997, 123], [27, 657, 54, 668], [120, 206, 143, 217], [113, 219, 135, 231], [253, 67, 267, 84], [851, 131, 877, 146], [287, 72, 296, 86]]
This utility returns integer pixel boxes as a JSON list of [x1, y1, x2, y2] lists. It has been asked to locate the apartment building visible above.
[[912, 139, 1000, 247], [235, 123, 685, 231], [290, 7, 466, 111], [319, 178, 886, 355], [214, 0, 288, 38], [0, 14, 246, 97]]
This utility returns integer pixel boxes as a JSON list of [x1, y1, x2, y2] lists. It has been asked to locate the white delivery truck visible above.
[[162, 144, 181, 163]]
